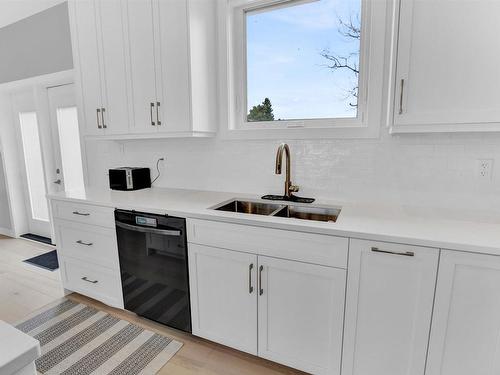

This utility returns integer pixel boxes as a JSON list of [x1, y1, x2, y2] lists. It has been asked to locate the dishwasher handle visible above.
[[116, 221, 182, 236]]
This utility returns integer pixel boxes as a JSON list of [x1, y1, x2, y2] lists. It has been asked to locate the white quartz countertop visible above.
[[49, 187, 500, 256], [0, 321, 40, 374]]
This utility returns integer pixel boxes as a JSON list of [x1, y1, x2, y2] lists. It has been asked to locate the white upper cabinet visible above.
[[69, 0, 129, 136], [426, 250, 500, 375], [69, 0, 217, 138], [392, 0, 500, 133], [97, 0, 130, 135], [154, 0, 191, 133], [69, 0, 104, 136], [342, 239, 438, 375], [123, 0, 158, 134]]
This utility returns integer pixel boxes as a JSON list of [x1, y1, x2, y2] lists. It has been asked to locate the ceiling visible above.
[[0, 0, 65, 29]]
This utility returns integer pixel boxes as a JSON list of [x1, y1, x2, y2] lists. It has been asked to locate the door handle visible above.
[[259, 265, 264, 296], [53, 179, 62, 185], [81, 276, 98, 284], [371, 247, 414, 257], [101, 108, 107, 129], [76, 240, 93, 246], [96, 108, 102, 129], [156, 102, 161, 125], [150, 103, 155, 126], [248, 263, 254, 294]]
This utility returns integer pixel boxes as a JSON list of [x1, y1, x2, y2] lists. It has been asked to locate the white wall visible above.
[[0, 2, 72, 84], [84, 128, 500, 214]]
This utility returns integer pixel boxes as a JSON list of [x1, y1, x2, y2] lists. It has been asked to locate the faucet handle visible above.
[[289, 184, 300, 193]]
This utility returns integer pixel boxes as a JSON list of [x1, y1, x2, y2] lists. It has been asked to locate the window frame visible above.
[[219, 0, 387, 139]]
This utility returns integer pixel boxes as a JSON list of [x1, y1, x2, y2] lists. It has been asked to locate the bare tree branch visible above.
[[320, 12, 361, 108]]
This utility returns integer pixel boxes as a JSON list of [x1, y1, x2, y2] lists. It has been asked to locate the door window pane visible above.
[[56, 106, 84, 191], [18, 112, 49, 221], [246, 0, 361, 122]]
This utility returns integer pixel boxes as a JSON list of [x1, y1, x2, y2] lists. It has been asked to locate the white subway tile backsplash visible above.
[[83, 128, 500, 214]]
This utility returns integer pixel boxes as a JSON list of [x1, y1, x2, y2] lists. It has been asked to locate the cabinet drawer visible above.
[[55, 219, 119, 270], [60, 256, 123, 308], [51, 200, 114, 228], [187, 219, 348, 268]]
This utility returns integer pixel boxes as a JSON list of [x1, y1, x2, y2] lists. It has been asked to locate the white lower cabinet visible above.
[[51, 199, 123, 309], [258, 256, 345, 375], [188, 244, 258, 355], [342, 239, 439, 375], [188, 243, 345, 374], [426, 250, 500, 375]]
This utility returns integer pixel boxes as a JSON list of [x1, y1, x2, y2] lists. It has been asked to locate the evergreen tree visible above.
[[247, 98, 274, 122]]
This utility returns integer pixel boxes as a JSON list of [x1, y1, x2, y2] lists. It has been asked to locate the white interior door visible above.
[[47, 84, 85, 193], [11, 90, 52, 238]]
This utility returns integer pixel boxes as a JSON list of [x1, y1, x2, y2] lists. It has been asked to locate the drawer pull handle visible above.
[[248, 263, 254, 294], [371, 247, 414, 257], [259, 265, 264, 296], [76, 240, 93, 246], [81, 277, 98, 284], [72, 211, 90, 216]]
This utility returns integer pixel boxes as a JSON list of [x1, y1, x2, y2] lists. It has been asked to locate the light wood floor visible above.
[[0, 235, 305, 375]]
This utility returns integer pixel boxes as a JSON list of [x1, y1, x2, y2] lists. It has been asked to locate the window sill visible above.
[[219, 124, 381, 140]]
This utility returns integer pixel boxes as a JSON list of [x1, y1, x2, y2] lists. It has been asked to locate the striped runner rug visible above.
[[15, 298, 183, 375]]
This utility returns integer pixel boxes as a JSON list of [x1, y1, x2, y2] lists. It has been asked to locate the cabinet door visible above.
[[426, 250, 500, 375], [258, 256, 345, 375], [188, 244, 258, 355], [70, 0, 104, 135], [123, 0, 158, 134], [394, 0, 500, 129], [342, 239, 438, 375], [96, 0, 131, 135], [154, 0, 191, 133]]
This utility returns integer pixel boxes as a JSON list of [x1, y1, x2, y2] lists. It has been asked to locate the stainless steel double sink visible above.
[[212, 199, 341, 223]]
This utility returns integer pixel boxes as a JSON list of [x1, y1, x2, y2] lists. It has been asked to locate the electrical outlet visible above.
[[477, 159, 494, 180]]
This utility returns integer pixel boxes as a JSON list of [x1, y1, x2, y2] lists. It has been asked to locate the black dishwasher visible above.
[[115, 209, 191, 333]]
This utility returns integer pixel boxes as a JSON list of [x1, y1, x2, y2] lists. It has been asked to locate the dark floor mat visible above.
[[21, 233, 54, 245], [23, 250, 59, 271]]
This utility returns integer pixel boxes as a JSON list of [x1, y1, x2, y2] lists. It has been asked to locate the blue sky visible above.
[[246, 0, 361, 120]]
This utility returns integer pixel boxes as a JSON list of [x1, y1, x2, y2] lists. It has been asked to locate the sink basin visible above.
[[274, 205, 341, 222], [212, 199, 341, 223], [213, 200, 284, 216]]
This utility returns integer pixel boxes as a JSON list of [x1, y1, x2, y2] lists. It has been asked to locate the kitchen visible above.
[[0, 0, 499, 375]]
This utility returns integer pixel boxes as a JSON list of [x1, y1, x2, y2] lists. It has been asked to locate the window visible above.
[[18, 112, 49, 222], [246, 0, 361, 123], [224, 0, 386, 138], [56, 106, 85, 191]]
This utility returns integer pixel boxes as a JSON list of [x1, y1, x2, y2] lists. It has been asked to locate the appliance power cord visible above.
[[151, 157, 164, 185]]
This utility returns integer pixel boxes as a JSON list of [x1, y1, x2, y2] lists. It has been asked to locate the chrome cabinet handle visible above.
[[150, 103, 155, 126], [101, 108, 107, 129], [371, 247, 414, 257], [156, 102, 161, 125], [248, 263, 254, 294], [259, 265, 264, 296], [96, 108, 102, 129], [72, 211, 90, 216], [76, 240, 93, 246], [399, 79, 405, 115], [81, 276, 98, 284]]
